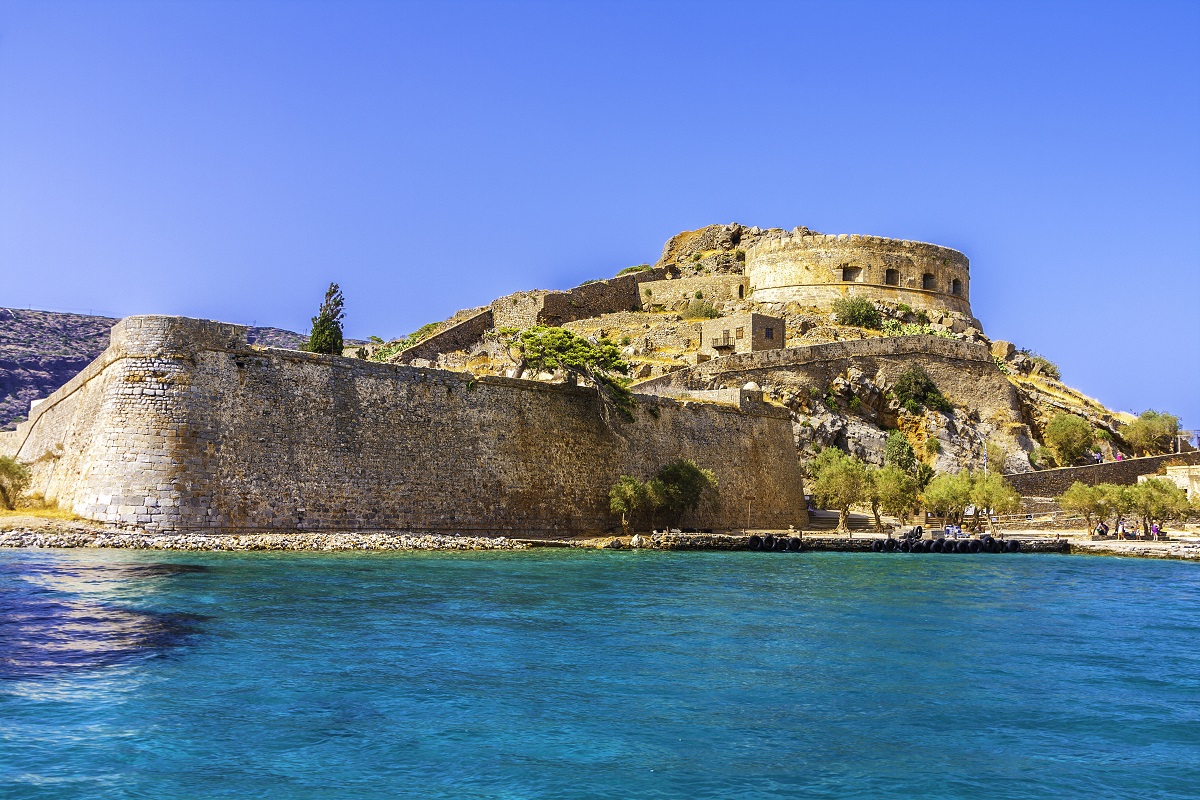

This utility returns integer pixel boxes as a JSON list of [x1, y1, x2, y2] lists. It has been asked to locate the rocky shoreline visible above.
[[0, 527, 526, 552]]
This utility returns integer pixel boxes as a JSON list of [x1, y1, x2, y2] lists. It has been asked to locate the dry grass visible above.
[[0, 504, 84, 522]]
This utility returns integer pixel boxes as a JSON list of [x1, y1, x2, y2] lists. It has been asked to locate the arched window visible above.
[[922, 273, 936, 290], [951, 278, 963, 296], [738, 284, 745, 299], [884, 268, 900, 286]]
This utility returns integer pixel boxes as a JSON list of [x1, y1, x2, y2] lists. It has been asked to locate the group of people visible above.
[[1093, 519, 1164, 540]]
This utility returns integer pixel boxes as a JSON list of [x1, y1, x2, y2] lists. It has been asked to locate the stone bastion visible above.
[[746, 231, 974, 319], [0, 315, 808, 534]]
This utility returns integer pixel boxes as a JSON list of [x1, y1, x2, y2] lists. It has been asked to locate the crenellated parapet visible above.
[[746, 231, 973, 318]]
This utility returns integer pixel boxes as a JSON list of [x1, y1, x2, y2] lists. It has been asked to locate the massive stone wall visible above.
[[1003, 451, 1200, 497], [638, 336, 1021, 423], [491, 269, 668, 330], [638, 274, 748, 309], [3, 316, 808, 534], [746, 232, 973, 318], [396, 309, 495, 364]]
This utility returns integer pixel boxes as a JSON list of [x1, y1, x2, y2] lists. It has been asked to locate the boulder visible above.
[[990, 340, 1016, 361]]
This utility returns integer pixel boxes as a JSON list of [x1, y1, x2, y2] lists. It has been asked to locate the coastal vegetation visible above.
[[608, 460, 718, 531], [301, 282, 345, 355], [1058, 479, 1192, 533], [0, 455, 31, 510], [808, 447, 870, 532]]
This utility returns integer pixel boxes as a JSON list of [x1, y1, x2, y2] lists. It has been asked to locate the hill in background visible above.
[[0, 308, 306, 430]]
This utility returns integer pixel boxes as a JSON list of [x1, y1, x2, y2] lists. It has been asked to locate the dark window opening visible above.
[[765, 327, 774, 340], [885, 268, 900, 286], [738, 284, 745, 299], [735, 327, 744, 339], [922, 273, 936, 290], [842, 266, 863, 283], [951, 278, 963, 296]]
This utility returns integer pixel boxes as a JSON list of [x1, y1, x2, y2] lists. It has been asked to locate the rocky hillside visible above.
[[0, 308, 307, 430]]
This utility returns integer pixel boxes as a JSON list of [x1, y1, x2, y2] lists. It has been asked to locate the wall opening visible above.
[[738, 284, 745, 299], [951, 278, 963, 296], [842, 266, 863, 283], [922, 273, 936, 290], [764, 327, 774, 340], [884, 268, 900, 286]]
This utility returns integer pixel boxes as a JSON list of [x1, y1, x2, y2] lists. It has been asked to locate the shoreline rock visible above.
[[0, 528, 526, 552]]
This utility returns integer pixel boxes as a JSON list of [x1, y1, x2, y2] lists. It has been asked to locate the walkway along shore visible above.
[[1, 517, 1198, 560]]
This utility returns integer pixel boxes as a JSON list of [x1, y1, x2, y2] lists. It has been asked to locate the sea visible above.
[[1, 547, 1197, 799]]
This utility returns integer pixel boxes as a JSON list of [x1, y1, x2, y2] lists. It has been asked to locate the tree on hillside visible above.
[[303, 283, 345, 355], [892, 365, 953, 414], [1121, 410, 1181, 456], [969, 471, 1021, 533], [884, 430, 917, 472], [0, 456, 31, 510], [1057, 482, 1112, 534], [809, 447, 869, 534], [922, 471, 974, 524], [506, 327, 635, 423], [1043, 413, 1094, 467], [609, 475, 647, 535], [645, 459, 718, 528], [870, 465, 921, 530]]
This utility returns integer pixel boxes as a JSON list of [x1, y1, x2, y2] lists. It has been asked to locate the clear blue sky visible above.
[[1, 0, 1197, 427]]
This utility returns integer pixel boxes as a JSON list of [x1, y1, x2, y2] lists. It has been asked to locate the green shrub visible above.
[[620, 336, 632, 346], [847, 395, 863, 412], [1024, 352, 1061, 380], [914, 310, 930, 325], [832, 297, 882, 329], [1029, 446, 1056, 470], [682, 300, 721, 319], [893, 365, 953, 414], [992, 355, 1012, 375], [1121, 410, 1181, 456], [0, 456, 31, 510], [924, 438, 941, 455], [694, 291, 703, 299], [1044, 413, 1095, 466], [617, 264, 652, 275], [646, 459, 718, 526]]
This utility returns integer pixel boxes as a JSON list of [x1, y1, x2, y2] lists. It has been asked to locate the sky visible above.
[[1, 0, 1197, 427]]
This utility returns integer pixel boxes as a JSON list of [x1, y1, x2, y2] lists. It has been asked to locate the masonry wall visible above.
[[638, 274, 748, 308], [491, 269, 668, 330], [746, 233, 973, 317], [5, 316, 808, 534], [397, 309, 494, 364], [1002, 451, 1200, 497], [638, 335, 1022, 422]]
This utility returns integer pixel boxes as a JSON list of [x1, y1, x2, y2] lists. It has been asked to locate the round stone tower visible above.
[[745, 231, 973, 318]]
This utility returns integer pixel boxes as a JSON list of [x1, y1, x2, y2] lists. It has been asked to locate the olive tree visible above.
[[969, 471, 1021, 533], [869, 465, 921, 529], [809, 447, 869, 534], [646, 459, 718, 528], [608, 475, 647, 535], [0, 456, 31, 510], [1057, 482, 1111, 534], [1043, 413, 1094, 467], [922, 471, 974, 524], [1128, 478, 1190, 533], [1121, 410, 1181, 456]]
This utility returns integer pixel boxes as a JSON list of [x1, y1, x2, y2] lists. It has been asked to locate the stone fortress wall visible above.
[[1, 316, 808, 534], [639, 336, 1024, 424], [745, 231, 974, 319]]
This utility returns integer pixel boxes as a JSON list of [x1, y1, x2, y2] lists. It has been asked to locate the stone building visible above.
[[698, 313, 784, 359], [745, 230, 974, 320]]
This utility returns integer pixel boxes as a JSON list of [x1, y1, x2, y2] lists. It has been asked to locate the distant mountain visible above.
[[0, 308, 308, 430]]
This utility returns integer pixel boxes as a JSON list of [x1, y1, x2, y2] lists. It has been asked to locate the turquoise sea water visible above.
[[1, 549, 1198, 800]]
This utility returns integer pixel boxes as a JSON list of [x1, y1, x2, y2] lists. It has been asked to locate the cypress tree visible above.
[[304, 283, 345, 355]]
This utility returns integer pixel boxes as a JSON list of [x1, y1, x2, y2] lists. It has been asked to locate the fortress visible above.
[[744, 230, 974, 319], [2, 221, 1156, 536]]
